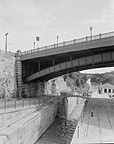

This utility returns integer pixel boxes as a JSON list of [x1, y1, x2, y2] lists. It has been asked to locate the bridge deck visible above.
[[21, 31, 114, 58], [71, 93, 114, 143]]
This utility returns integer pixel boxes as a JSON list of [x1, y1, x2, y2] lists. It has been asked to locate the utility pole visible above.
[[5, 33, 9, 53]]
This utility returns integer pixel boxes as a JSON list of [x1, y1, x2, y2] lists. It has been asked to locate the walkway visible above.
[[0, 95, 55, 111], [71, 93, 114, 143]]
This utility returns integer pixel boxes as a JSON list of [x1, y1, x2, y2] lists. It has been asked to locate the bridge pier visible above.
[[22, 81, 45, 97], [57, 93, 68, 119], [20, 81, 45, 98], [15, 50, 23, 98], [16, 50, 46, 98], [37, 81, 45, 95]]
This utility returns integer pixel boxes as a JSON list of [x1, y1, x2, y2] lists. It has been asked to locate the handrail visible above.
[[0, 96, 56, 110], [20, 31, 114, 56]]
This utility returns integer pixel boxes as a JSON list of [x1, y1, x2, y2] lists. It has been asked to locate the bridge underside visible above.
[[15, 32, 114, 98], [22, 45, 114, 83]]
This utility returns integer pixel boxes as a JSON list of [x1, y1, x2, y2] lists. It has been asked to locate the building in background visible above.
[[101, 83, 114, 95]]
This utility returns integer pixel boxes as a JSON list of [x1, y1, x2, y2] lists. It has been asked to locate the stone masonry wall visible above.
[[23, 81, 44, 97], [0, 52, 16, 99]]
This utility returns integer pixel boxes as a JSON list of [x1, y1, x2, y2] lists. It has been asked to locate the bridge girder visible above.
[[26, 51, 114, 82], [19, 32, 114, 83]]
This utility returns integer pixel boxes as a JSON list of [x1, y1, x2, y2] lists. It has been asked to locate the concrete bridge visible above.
[[15, 31, 114, 98]]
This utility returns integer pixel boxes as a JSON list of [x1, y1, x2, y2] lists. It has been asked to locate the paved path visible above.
[[68, 98, 85, 121], [71, 93, 114, 143]]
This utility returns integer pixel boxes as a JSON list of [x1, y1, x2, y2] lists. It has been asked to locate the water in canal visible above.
[[35, 116, 78, 144]]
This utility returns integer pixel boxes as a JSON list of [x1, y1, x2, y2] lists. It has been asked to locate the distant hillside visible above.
[[91, 71, 114, 85]]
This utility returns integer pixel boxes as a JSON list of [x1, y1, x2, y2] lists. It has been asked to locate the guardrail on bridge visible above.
[[21, 31, 114, 56]]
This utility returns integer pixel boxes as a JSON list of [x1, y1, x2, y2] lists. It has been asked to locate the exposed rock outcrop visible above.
[[0, 52, 16, 99]]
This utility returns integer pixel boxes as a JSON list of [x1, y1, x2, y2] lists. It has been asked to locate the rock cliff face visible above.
[[0, 52, 16, 99], [45, 75, 90, 95], [45, 76, 72, 95]]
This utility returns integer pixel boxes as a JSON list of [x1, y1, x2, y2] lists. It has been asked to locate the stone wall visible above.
[[0, 52, 16, 99], [0, 102, 57, 144], [23, 81, 44, 97]]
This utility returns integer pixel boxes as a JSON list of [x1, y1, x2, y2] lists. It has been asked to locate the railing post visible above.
[[77, 97, 78, 104], [99, 33, 101, 41], [4, 100, 6, 110], [63, 42, 65, 46], [74, 39, 76, 44], [39, 98, 40, 107], [15, 100, 16, 109], [23, 100, 24, 107], [81, 116, 82, 126], [29, 99, 30, 106], [91, 111, 93, 117], [86, 36, 88, 42], [77, 126, 79, 138]]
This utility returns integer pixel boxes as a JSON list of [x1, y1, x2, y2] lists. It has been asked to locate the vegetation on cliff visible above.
[[63, 72, 89, 92], [91, 71, 114, 85]]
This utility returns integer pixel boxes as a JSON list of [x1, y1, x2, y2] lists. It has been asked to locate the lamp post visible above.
[[5, 33, 9, 53], [36, 37, 39, 48]]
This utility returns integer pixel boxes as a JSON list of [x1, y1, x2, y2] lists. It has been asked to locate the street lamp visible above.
[[5, 33, 9, 53], [36, 37, 39, 48]]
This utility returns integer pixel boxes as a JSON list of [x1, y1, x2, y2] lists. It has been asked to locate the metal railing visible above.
[[0, 96, 56, 111], [21, 31, 114, 56]]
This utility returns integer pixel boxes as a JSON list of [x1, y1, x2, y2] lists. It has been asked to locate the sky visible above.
[[81, 67, 114, 74], [0, 0, 114, 73]]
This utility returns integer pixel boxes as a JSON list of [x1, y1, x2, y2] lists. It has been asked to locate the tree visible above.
[[65, 72, 88, 91]]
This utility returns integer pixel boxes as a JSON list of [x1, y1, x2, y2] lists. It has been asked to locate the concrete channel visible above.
[[0, 95, 85, 144]]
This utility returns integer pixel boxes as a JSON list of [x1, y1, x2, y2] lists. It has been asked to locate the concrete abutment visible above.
[[16, 50, 46, 98], [0, 99, 57, 144]]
